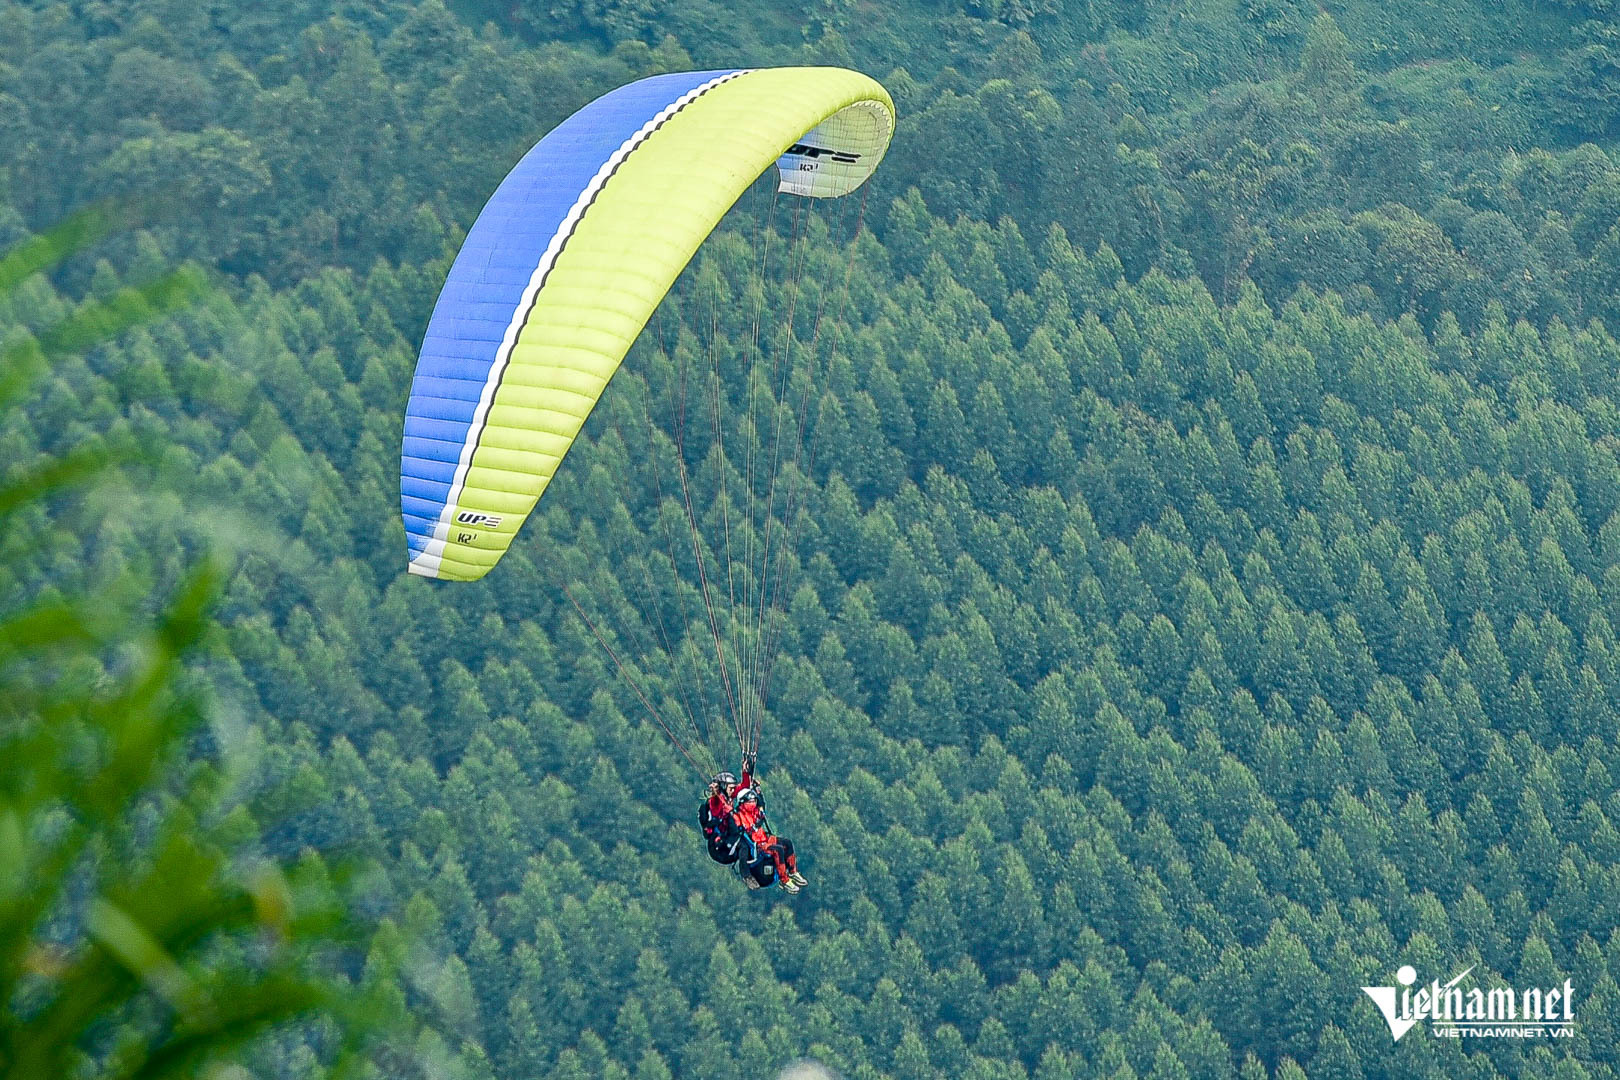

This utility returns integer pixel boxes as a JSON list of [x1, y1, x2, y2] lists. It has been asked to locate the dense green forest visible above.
[[9, 0, 1620, 1077]]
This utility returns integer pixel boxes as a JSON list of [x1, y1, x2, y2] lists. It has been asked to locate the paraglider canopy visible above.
[[400, 67, 895, 582]]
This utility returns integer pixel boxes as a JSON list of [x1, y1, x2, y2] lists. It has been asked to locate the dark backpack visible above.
[[699, 803, 740, 864]]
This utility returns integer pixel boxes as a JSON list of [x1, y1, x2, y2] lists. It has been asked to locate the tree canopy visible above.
[[6, 0, 1620, 1077]]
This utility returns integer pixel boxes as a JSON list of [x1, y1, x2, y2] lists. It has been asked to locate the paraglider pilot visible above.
[[699, 764, 748, 865]]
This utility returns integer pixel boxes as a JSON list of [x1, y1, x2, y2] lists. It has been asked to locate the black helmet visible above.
[[714, 771, 737, 787]]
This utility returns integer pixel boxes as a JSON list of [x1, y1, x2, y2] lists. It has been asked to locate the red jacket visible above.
[[731, 796, 769, 844], [704, 769, 753, 824]]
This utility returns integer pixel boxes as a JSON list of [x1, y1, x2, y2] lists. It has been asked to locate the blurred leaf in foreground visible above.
[[0, 206, 404, 1080]]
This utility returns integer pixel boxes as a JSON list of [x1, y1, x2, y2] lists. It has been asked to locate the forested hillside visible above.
[[7, 1, 1620, 1078]]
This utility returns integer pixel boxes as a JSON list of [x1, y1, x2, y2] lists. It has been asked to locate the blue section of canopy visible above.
[[400, 68, 740, 554]]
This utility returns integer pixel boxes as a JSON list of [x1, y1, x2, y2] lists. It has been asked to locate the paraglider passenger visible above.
[[732, 788, 806, 893]]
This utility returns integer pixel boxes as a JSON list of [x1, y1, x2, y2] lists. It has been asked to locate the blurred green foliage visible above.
[[0, 212, 400, 1080]]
